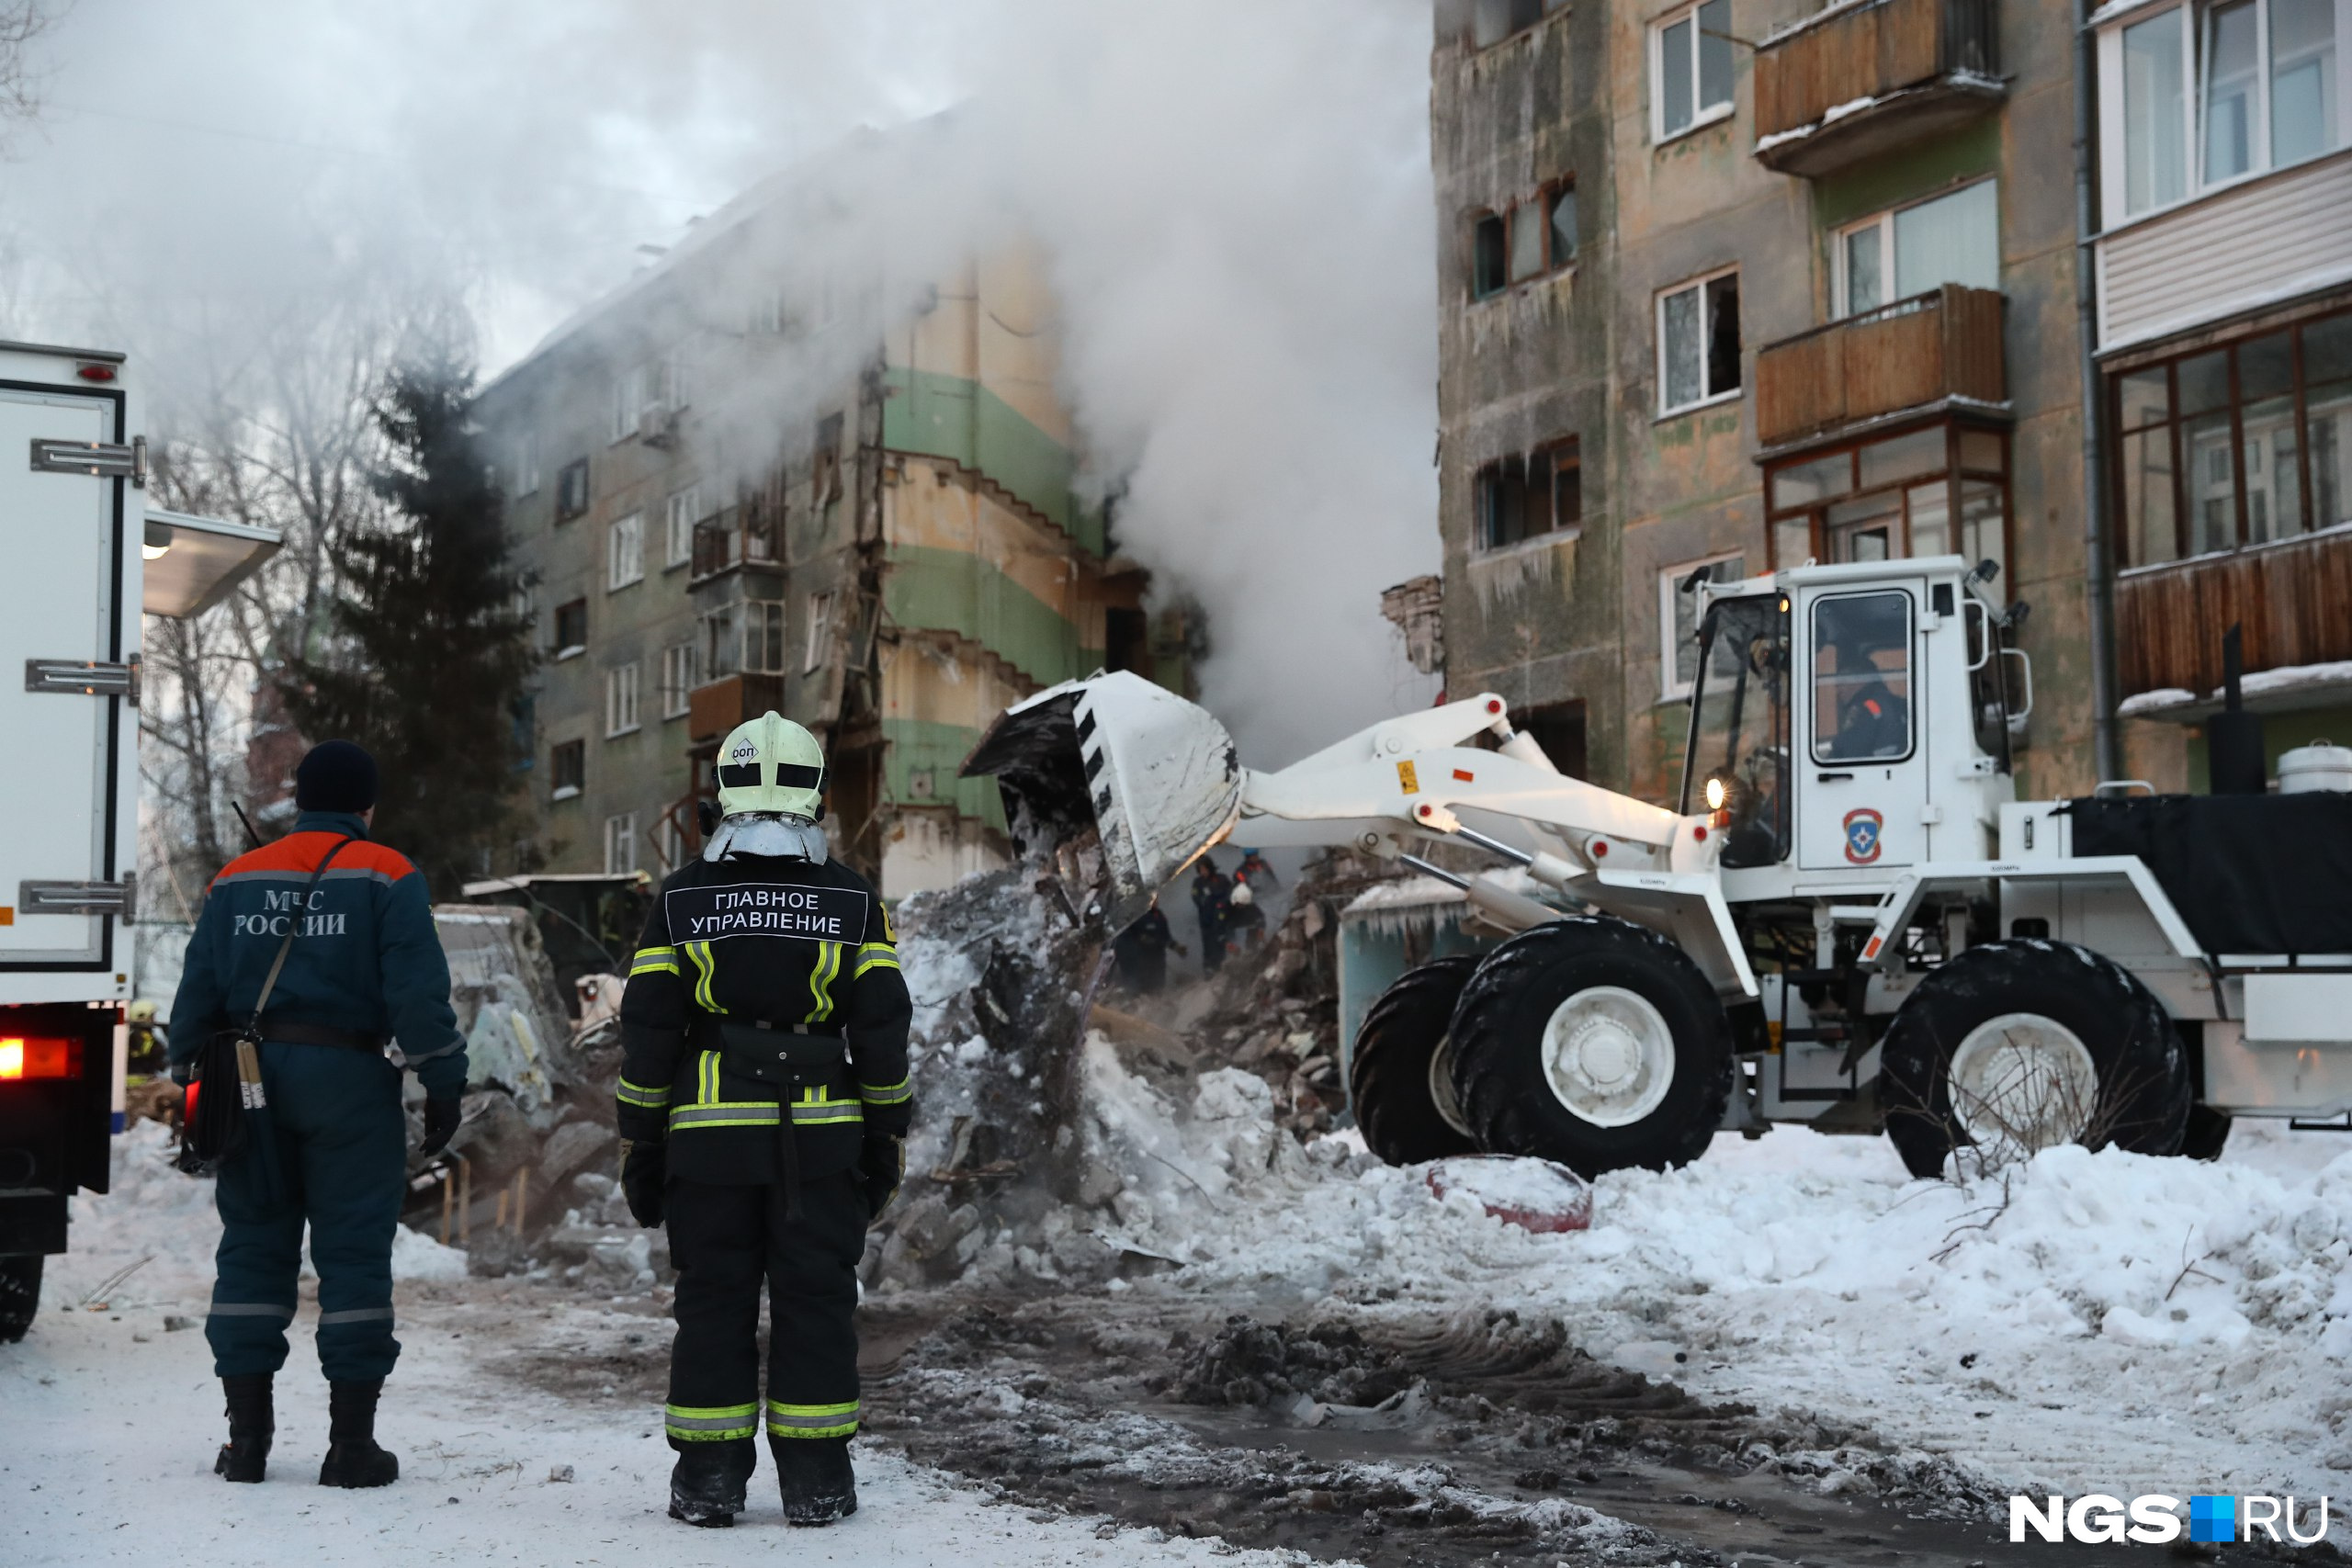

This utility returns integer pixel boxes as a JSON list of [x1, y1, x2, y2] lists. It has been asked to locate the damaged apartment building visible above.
[[473, 142, 1189, 897], [1428, 0, 2352, 803]]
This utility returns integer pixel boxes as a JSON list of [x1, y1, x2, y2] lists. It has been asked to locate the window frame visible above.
[[607, 512, 644, 592], [2109, 303, 2352, 570], [1469, 180, 1579, 304], [605, 660, 641, 739], [554, 457, 590, 524], [1831, 176, 2000, 320], [804, 590, 837, 674], [514, 431, 541, 497], [551, 596, 588, 660], [664, 485, 699, 569], [2096, 0, 2352, 228], [611, 365, 648, 445], [1656, 266, 1743, 417], [1470, 209, 1508, 300], [1808, 589, 1919, 767], [604, 811, 638, 876], [660, 641, 697, 720], [549, 739, 585, 801], [1763, 415, 2014, 573], [1474, 435, 1585, 553], [1652, 0, 1736, 145], [1659, 552, 1748, 703]]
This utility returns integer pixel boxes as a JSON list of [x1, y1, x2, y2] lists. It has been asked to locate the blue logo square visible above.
[[2188, 1495, 2236, 1543]]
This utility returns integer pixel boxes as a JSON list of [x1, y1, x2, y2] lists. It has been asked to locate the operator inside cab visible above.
[[612, 712, 912, 1529]]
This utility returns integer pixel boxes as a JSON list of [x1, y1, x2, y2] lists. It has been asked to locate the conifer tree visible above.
[[283, 353, 536, 894]]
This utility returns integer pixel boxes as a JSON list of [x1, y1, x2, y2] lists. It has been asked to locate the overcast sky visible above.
[[1, 0, 1444, 759]]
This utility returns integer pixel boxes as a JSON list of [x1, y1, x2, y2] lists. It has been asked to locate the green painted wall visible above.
[[2185, 705, 2352, 794], [880, 716, 1007, 831], [1812, 118, 2002, 231], [880, 367, 1106, 555], [883, 544, 1105, 691]]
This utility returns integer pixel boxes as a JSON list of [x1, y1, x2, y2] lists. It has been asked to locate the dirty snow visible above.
[[1069, 1050, 2352, 1511], [9, 1122, 1331, 1567]]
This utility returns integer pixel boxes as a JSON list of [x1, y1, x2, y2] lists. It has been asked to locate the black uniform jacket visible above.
[[614, 851, 912, 1186]]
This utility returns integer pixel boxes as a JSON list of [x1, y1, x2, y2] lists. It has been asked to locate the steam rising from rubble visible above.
[[0, 0, 1440, 761]]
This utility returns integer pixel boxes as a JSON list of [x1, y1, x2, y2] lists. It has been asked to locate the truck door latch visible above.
[[29, 434, 146, 486], [18, 876, 134, 919], [26, 658, 139, 705]]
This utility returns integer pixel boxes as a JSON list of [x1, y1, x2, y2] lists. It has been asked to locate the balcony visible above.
[[686, 672, 786, 743], [2116, 530, 2352, 712], [689, 505, 781, 582], [1753, 0, 2001, 179], [1755, 285, 2005, 451]]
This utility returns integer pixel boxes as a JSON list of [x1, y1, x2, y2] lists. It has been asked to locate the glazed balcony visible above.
[[689, 505, 781, 582], [2117, 530, 2352, 708], [1755, 285, 2006, 451], [1753, 0, 2002, 179]]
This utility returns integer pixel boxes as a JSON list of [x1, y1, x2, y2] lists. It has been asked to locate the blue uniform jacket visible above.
[[166, 810, 469, 1098]]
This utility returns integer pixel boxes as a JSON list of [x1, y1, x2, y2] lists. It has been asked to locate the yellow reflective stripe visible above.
[[854, 946, 900, 978], [685, 942, 722, 1013], [808, 941, 842, 1023], [879, 903, 896, 942], [789, 1103, 864, 1125], [629, 944, 680, 976], [696, 1050, 719, 1106], [616, 1077, 670, 1108], [670, 1102, 783, 1131], [667, 1402, 759, 1440], [859, 1077, 911, 1105], [766, 1399, 860, 1438]]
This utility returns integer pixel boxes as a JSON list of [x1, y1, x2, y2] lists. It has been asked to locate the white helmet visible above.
[[704, 711, 830, 863], [716, 711, 825, 818]]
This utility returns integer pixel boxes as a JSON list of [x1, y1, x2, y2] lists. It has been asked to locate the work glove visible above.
[[860, 1134, 905, 1224], [620, 1139, 666, 1229], [416, 1095, 463, 1158]]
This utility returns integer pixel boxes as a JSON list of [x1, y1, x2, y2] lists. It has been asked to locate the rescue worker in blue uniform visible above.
[[615, 712, 912, 1529], [167, 741, 467, 1487]]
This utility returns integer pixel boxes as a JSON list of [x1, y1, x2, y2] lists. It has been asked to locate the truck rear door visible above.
[[0, 374, 128, 970]]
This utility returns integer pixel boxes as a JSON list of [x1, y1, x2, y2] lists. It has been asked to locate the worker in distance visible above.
[[168, 740, 468, 1487], [614, 712, 913, 1528]]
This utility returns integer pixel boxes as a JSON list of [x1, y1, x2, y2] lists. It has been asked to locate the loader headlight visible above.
[[1704, 776, 1727, 812]]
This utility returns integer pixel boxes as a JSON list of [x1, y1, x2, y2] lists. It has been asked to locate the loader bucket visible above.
[[962, 671, 1243, 929]]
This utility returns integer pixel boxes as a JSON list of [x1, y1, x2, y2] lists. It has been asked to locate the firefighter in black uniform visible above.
[[613, 713, 912, 1528]]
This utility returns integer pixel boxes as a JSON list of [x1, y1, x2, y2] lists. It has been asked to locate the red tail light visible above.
[[0, 1036, 80, 1079]]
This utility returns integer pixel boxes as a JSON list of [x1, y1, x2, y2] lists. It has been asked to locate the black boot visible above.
[[773, 1435, 857, 1526], [214, 1373, 273, 1483], [318, 1379, 400, 1488], [668, 1440, 753, 1528]]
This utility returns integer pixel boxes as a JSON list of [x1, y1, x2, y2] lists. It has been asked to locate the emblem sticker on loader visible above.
[[1396, 760, 1419, 795], [666, 882, 868, 943], [1843, 807, 1884, 865]]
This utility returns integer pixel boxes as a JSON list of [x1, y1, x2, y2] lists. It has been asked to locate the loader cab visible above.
[[1684, 557, 2018, 885]]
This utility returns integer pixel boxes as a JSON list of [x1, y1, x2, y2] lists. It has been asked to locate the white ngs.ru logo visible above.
[[2011, 1493, 2332, 1545]]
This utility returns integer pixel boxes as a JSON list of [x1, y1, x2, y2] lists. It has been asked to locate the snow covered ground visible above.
[[4, 1124, 1319, 1568], [1080, 1043, 2352, 1517]]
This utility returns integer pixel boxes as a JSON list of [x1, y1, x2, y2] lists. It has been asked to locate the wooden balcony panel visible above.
[[686, 672, 787, 742], [2117, 530, 2352, 700], [1755, 285, 2006, 450], [1754, 0, 2001, 177]]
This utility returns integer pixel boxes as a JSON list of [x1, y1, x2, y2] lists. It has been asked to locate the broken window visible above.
[[607, 512, 644, 591], [555, 457, 590, 523], [1472, 212, 1508, 299], [664, 485, 700, 568], [1476, 436, 1582, 550], [550, 739, 585, 799], [552, 597, 588, 657], [513, 430, 541, 497], [605, 661, 640, 737], [1510, 202, 1545, 283], [813, 412, 845, 505], [1104, 606, 1150, 676], [1472, 0, 1566, 47], [803, 591, 837, 674], [1658, 269, 1741, 414], [1547, 182, 1578, 267], [611, 365, 648, 444], [1517, 699, 1589, 778]]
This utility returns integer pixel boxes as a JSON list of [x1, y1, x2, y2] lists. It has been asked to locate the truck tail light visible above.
[[0, 1036, 80, 1079]]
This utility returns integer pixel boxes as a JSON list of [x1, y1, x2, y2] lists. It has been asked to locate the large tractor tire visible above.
[[1350, 955, 1480, 1166], [1449, 918, 1733, 1178], [1879, 940, 2190, 1179], [0, 1255, 41, 1343]]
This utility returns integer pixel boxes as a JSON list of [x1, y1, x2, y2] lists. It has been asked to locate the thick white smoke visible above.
[[1, 0, 1439, 762]]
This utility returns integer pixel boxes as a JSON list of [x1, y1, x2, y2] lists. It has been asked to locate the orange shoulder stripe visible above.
[[211, 831, 416, 886]]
